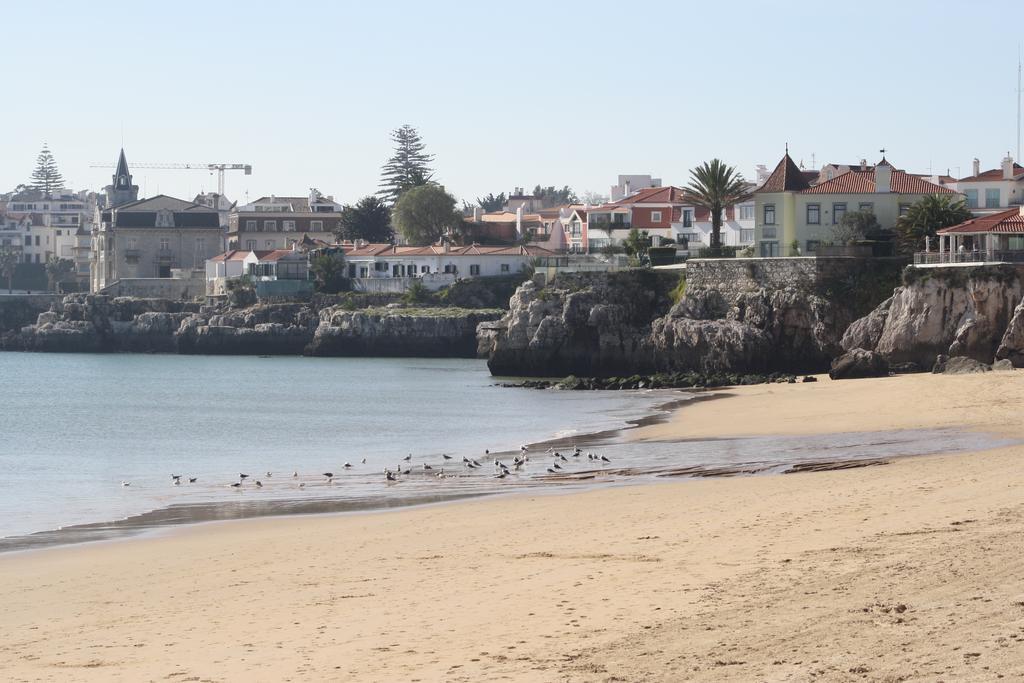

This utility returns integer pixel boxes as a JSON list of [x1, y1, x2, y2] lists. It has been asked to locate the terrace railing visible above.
[[913, 250, 1024, 265]]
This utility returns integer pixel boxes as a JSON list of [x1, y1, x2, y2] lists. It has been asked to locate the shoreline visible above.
[[5, 372, 1024, 680], [0, 388, 697, 554]]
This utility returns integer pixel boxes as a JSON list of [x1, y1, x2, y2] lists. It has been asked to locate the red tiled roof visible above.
[[210, 249, 273, 262], [937, 208, 1024, 234], [958, 163, 1024, 182], [800, 169, 956, 195], [259, 249, 303, 262], [343, 243, 556, 257], [757, 154, 811, 193], [612, 186, 689, 205]]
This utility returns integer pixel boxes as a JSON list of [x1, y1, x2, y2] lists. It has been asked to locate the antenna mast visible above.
[[1017, 45, 1022, 161]]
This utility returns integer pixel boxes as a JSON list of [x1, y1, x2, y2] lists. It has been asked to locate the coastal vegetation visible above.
[[0, 247, 17, 294], [685, 159, 748, 257], [335, 195, 394, 243], [392, 184, 465, 245], [893, 194, 973, 255], [377, 124, 435, 206]]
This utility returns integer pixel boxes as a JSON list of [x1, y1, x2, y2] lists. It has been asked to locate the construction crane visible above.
[[90, 162, 252, 197]]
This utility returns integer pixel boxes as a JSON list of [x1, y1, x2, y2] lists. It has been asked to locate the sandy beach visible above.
[[3, 371, 1024, 681]]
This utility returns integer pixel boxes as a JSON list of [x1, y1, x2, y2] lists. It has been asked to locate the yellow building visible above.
[[754, 154, 960, 256]]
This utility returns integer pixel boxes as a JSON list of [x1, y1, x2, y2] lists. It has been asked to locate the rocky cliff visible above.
[[2, 294, 502, 357], [842, 264, 1024, 369], [480, 259, 905, 377]]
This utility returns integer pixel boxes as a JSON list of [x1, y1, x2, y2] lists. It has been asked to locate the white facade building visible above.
[[343, 242, 554, 280], [953, 156, 1024, 215]]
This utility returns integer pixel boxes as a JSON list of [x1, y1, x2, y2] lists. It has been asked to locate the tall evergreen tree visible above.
[[29, 145, 65, 197], [337, 195, 394, 243], [378, 125, 435, 206]]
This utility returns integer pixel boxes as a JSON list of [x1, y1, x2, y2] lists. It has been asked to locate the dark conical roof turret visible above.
[[113, 148, 132, 190]]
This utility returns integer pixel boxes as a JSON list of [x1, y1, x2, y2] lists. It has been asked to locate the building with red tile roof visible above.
[[918, 207, 1024, 265], [754, 153, 962, 257], [952, 156, 1024, 216], [342, 241, 555, 280]]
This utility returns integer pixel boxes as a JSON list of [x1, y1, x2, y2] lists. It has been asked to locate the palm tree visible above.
[[685, 159, 749, 257], [893, 195, 972, 255], [44, 256, 74, 292], [0, 247, 18, 294]]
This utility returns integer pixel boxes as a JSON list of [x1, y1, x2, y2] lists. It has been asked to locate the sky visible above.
[[3, 0, 1022, 206]]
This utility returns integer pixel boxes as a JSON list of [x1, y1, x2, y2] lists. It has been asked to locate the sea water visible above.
[[0, 352, 1011, 550]]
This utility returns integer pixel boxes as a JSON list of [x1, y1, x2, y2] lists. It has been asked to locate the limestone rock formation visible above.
[[829, 348, 890, 380], [843, 266, 1023, 369]]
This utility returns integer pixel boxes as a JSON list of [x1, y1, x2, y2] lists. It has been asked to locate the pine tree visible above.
[[29, 145, 65, 197], [378, 125, 435, 206]]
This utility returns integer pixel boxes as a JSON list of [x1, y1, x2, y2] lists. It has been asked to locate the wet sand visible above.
[[3, 372, 1024, 681]]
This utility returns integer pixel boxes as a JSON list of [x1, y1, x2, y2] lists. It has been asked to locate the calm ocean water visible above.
[[0, 352, 1012, 550], [0, 353, 672, 542]]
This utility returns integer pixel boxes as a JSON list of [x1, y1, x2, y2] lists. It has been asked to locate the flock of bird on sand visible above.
[[118, 445, 612, 489]]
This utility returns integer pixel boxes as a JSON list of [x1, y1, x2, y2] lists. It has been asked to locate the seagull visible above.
[[265, 471, 273, 477], [255, 480, 263, 488], [361, 458, 367, 464], [385, 470, 397, 481], [323, 472, 334, 478], [343, 462, 352, 469], [401, 468, 411, 475], [520, 445, 529, 452], [230, 482, 242, 488], [403, 454, 412, 461], [573, 447, 582, 457], [298, 482, 306, 488], [171, 474, 181, 481], [601, 455, 611, 463], [173, 479, 181, 486], [292, 471, 298, 478], [121, 481, 131, 487], [188, 477, 197, 483], [559, 454, 568, 462], [471, 459, 481, 467], [485, 449, 490, 455], [495, 472, 507, 479], [546, 468, 557, 474], [442, 454, 452, 460], [424, 463, 433, 471], [553, 463, 562, 470], [239, 473, 249, 480]]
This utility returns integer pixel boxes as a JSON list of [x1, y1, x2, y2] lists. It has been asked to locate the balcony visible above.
[[913, 250, 1024, 266]]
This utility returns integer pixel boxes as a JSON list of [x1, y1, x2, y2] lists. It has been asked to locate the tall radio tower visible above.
[[1018, 45, 1022, 161]]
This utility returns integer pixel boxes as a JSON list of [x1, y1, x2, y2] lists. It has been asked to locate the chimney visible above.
[[515, 206, 523, 237], [973, 158, 981, 177], [860, 159, 867, 171], [472, 206, 480, 222], [623, 181, 631, 197], [1003, 155, 1015, 180], [874, 163, 892, 193]]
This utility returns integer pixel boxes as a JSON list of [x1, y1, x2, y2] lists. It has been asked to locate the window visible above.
[[56, 230, 62, 236], [805, 240, 820, 253], [24, 236, 30, 246], [965, 189, 979, 209], [283, 220, 296, 232], [444, 264, 456, 274], [858, 202, 874, 213], [159, 238, 170, 251], [986, 188, 1001, 208], [762, 227, 777, 239], [759, 241, 779, 257], [127, 238, 137, 250], [899, 203, 912, 217], [740, 228, 755, 243], [34, 235, 40, 246], [265, 240, 274, 248], [806, 204, 820, 224], [35, 253, 41, 263], [650, 210, 663, 223], [264, 220, 277, 231], [310, 220, 324, 231], [469, 264, 480, 276], [246, 220, 257, 231], [246, 240, 257, 250], [832, 203, 847, 224], [763, 204, 776, 225], [421, 265, 429, 273], [739, 205, 755, 220], [393, 264, 402, 277], [677, 232, 699, 245], [500, 263, 510, 273], [681, 209, 694, 227]]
